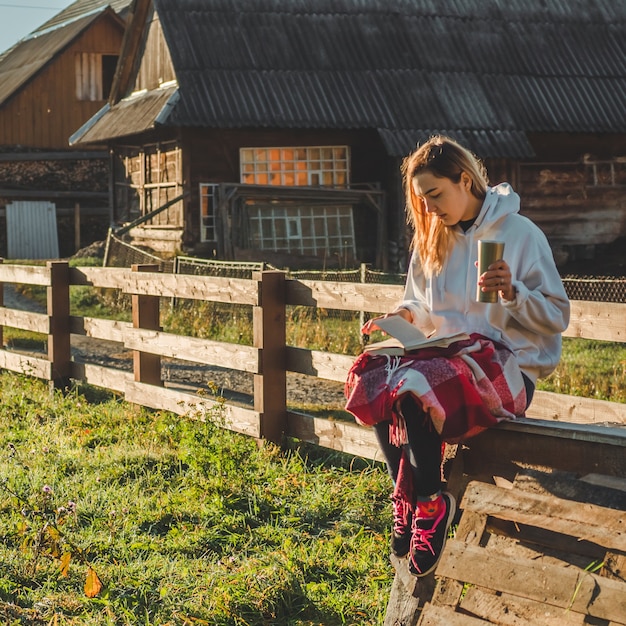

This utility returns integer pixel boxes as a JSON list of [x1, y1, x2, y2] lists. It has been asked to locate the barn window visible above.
[[75, 53, 118, 101], [247, 204, 356, 259], [114, 142, 182, 225], [240, 146, 350, 187], [584, 158, 626, 187], [199, 184, 218, 243]]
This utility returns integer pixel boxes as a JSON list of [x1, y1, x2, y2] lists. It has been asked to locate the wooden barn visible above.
[[71, 0, 626, 271], [0, 0, 132, 258]]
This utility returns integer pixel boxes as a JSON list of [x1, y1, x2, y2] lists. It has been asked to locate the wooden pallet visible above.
[[417, 471, 626, 625]]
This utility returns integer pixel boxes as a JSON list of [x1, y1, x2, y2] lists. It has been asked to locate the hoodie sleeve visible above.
[[391, 250, 437, 336], [502, 247, 570, 336]]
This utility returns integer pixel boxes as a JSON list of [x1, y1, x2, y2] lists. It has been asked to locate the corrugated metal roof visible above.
[[377, 129, 534, 159], [71, 86, 179, 144], [31, 0, 132, 36], [79, 0, 626, 157]]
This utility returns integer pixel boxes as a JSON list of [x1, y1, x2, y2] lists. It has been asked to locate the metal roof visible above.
[[77, 0, 626, 157], [31, 0, 132, 36], [71, 86, 179, 144]]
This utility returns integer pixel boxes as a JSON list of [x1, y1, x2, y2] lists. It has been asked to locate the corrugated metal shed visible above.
[[73, 0, 626, 157], [6, 202, 59, 259]]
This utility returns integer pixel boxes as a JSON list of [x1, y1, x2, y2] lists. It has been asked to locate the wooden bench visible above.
[[383, 298, 626, 626]]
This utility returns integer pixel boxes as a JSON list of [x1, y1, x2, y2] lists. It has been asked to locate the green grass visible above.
[[537, 337, 626, 403], [0, 374, 392, 625]]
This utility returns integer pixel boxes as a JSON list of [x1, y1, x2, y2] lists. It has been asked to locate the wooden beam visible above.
[[47, 261, 71, 390], [254, 271, 287, 444], [0, 151, 108, 162], [131, 264, 162, 387]]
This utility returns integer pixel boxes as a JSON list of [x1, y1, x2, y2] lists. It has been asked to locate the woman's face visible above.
[[412, 170, 481, 226]]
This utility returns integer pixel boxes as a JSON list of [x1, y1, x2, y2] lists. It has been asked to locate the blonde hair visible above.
[[402, 135, 488, 276]]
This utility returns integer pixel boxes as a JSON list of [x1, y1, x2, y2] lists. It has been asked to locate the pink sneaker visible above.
[[408, 492, 456, 577]]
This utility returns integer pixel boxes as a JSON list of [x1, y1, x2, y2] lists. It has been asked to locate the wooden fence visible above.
[[0, 261, 625, 468]]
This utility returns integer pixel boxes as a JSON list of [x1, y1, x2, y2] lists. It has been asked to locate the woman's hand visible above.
[[477, 259, 516, 301], [361, 308, 413, 335]]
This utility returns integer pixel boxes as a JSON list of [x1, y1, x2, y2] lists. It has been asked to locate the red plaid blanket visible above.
[[344, 333, 527, 444]]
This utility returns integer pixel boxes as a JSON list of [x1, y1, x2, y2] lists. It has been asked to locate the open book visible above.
[[364, 316, 469, 356]]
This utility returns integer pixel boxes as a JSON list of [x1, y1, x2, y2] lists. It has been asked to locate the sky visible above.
[[0, 2, 70, 53]]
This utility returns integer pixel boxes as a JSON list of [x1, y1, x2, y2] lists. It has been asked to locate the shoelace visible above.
[[391, 495, 412, 534], [410, 505, 446, 557]]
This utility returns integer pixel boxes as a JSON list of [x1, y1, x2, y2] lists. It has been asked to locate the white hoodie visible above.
[[395, 183, 570, 384]]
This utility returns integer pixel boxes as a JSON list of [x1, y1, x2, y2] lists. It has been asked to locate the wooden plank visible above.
[[463, 420, 626, 480], [418, 603, 489, 625], [581, 474, 626, 493], [429, 509, 487, 611], [383, 572, 420, 626], [286, 411, 381, 461], [124, 272, 259, 305], [564, 301, 626, 343], [286, 278, 402, 312], [69, 266, 129, 289], [70, 316, 131, 342], [460, 586, 587, 625], [513, 469, 626, 511], [124, 328, 260, 373], [0, 308, 48, 333], [437, 540, 626, 623], [124, 381, 261, 438], [0, 151, 108, 161], [286, 346, 355, 382], [527, 390, 626, 425], [0, 264, 50, 286], [70, 362, 131, 393], [461, 482, 626, 552], [0, 350, 51, 379], [497, 418, 626, 446]]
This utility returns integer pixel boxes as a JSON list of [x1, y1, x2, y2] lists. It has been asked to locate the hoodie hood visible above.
[[472, 183, 521, 234]]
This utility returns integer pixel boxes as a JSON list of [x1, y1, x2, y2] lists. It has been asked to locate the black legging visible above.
[[374, 374, 535, 498], [374, 395, 442, 497]]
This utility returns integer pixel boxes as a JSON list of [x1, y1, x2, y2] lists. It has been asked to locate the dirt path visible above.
[[2, 285, 347, 411]]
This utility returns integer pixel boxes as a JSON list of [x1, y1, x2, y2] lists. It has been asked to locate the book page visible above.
[[372, 316, 427, 348], [365, 316, 470, 354]]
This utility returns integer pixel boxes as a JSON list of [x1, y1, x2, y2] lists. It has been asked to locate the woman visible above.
[[348, 136, 570, 577]]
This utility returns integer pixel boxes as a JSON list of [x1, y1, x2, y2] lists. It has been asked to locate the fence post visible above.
[[47, 260, 71, 391], [131, 264, 162, 387], [253, 270, 287, 445], [0, 259, 3, 350]]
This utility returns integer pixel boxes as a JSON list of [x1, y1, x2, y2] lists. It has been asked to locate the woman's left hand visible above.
[[477, 260, 516, 301]]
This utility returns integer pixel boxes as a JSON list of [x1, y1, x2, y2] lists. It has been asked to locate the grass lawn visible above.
[[0, 374, 393, 625]]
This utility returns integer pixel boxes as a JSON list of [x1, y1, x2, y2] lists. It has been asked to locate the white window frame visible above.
[[247, 204, 356, 257], [75, 53, 118, 101], [199, 183, 218, 243]]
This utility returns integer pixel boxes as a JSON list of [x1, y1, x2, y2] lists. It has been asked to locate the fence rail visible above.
[[1, 262, 625, 467]]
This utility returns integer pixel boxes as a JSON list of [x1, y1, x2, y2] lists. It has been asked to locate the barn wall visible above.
[[135, 13, 176, 91], [181, 127, 390, 265], [0, 16, 124, 149], [520, 133, 626, 264]]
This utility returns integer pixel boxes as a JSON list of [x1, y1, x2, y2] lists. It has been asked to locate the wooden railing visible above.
[[1, 262, 625, 475]]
